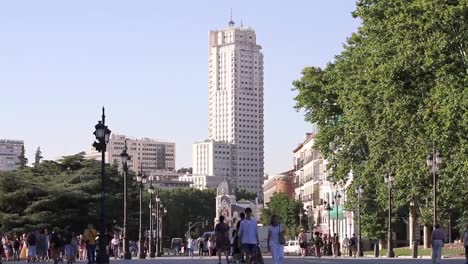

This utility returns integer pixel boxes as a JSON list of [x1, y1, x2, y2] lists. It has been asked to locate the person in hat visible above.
[[298, 229, 308, 257]]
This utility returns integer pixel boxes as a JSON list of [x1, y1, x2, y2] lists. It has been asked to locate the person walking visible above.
[[111, 234, 120, 259], [349, 234, 358, 258], [26, 231, 37, 262], [197, 237, 205, 258], [313, 232, 323, 258], [82, 224, 97, 264], [238, 207, 259, 264], [187, 237, 194, 259], [342, 234, 350, 256], [207, 238, 213, 257], [431, 224, 446, 264], [49, 231, 61, 264], [267, 215, 285, 264], [215, 215, 230, 264], [463, 227, 468, 264], [13, 235, 21, 262], [37, 230, 48, 262], [298, 229, 308, 257]]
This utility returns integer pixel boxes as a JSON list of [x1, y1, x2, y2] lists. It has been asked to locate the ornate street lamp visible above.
[[325, 201, 332, 256], [334, 191, 342, 239], [355, 185, 364, 257], [426, 147, 442, 228], [92, 107, 111, 264], [155, 196, 161, 257], [136, 167, 147, 259], [119, 141, 131, 260], [148, 177, 155, 258], [384, 172, 395, 258]]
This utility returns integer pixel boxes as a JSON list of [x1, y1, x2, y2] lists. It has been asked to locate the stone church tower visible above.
[[215, 179, 237, 226]]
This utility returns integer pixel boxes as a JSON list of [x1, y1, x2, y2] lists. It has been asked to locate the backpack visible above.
[[350, 237, 356, 246]]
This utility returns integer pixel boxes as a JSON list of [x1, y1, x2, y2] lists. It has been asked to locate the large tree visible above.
[[261, 192, 304, 239], [17, 145, 28, 169], [34, 147, 43, 166], [293, 0, 467, 241]]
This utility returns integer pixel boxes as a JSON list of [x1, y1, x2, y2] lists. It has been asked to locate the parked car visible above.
[[283, 240, 300, 255]]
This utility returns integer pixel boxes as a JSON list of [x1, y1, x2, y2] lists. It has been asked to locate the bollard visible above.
[[374, 243, 380, 257], [412, 240, 418, 258]]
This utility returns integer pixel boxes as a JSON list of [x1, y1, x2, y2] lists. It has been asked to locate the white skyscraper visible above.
[[206, 20, 265, 196]]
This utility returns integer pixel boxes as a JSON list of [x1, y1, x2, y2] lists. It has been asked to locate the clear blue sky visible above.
[[0, 1, 360, 175]]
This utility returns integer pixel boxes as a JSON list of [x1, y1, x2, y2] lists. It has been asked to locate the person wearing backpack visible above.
[[313, 232, 323, 258]]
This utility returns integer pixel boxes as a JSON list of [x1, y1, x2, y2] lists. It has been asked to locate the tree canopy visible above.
[[293, 0, 467, 237]]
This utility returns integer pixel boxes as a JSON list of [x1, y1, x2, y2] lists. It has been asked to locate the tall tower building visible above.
[[207, 21, 265, 196]]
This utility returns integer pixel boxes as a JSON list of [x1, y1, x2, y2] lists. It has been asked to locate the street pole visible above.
[[155, 197, 160, 257], [149, 191, 154, 258], [93, 107, 111, 264], [357, 186, 364, 257], [385, 173, 395, 258], [138, 176, 145, 259], [121, 141, 131, 260], [432, 143, 437, 228]]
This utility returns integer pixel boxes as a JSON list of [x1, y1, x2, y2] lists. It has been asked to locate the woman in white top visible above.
[[267, 214, 285, 264]]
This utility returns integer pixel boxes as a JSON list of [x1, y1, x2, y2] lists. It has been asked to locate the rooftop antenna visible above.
[[229, 8, 235, 27]]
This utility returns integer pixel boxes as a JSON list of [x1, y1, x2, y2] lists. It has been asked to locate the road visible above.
[[108, 256, 466, 264]]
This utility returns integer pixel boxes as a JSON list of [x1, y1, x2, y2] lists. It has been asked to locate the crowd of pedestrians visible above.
[[0, 224, 140, 264]]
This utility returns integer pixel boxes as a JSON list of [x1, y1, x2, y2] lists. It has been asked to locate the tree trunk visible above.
[[423, 225, 432, 249]]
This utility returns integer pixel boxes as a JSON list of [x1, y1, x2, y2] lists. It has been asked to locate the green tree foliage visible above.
[[17, 145, 28, 169], [34, 147, 43, 166], [0, 153, 141, 239], [235, 188, 258, 201], [261, 193, 304, 239], [159, 188, 215, 246], [293, 0, 467, 237], [176, 167, 192, 174]]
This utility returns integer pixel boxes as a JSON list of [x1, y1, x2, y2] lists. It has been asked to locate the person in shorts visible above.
[[238, 207, 259, 264], [215, 215, 230, 264]]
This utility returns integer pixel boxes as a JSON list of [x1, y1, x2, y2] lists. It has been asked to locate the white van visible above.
[[283, 240, 300, 255]]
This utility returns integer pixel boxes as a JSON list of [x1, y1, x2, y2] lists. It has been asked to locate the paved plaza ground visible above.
[[107, 256, 466, 264]]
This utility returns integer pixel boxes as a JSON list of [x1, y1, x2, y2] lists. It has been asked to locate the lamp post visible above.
[[155, 196, 161, 257], [384, 172, 395, 258], [160, 206, 167, 255], [136, 167, 147, 259], [334, 191, 342, 239], [355, 185, 364, 257], [119, 141, 132, 260], [158, 203, 164, 256], [325, 201, 332, 256], [148, 176, 155, 258], [92, 107, 111, 264], [426, 146, 442, 228]]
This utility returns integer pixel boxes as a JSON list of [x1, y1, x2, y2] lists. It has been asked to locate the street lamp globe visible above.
[[164, 208, 167, 214], [298, 211, 303, 218], [94, 121, 106, 139], [156, 196, 160, 202], [148, 185, 155, 194], [435, 152, 442, 165], [104, 127, 111, 143], [120, 151, 130, 164], [426, 155, 433, 167]]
